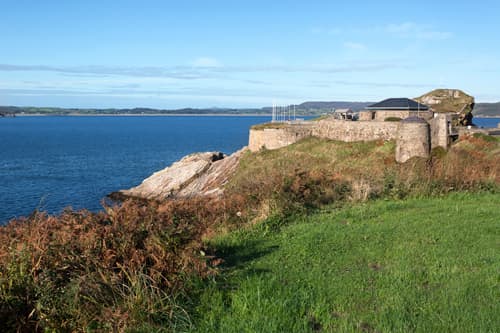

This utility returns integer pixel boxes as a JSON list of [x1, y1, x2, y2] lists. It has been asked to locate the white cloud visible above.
[[385, 22, 452, 40], [191, 57, 222, 68], [386, 22, 417, 34], [310, 27, 342, 35], [327, 28, 342, 35], [0, 61, 404, 78], [415, 30, 453, 40], [309, 80, 433, 89], [343, 42, 366, 50], [312, 23, 451, 43]]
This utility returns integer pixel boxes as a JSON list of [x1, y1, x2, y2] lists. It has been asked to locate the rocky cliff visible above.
[[415, 89, 475, 126], [116, 148, 247, 200]]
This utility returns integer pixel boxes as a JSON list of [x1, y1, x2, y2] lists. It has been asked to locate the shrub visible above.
[[431, 146, 447, 158], [384, 117, 402, 122], [0, 196, 246, 332], [472, 132, 498, 143], [228, 136, 499, 219]]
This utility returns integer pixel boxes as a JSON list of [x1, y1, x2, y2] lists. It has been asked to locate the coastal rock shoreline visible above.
[[110, 147, 247, 201]]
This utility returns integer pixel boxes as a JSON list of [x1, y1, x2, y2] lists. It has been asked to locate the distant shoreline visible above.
[[14, 113, 274, 117], [12, 114, 500, 118]]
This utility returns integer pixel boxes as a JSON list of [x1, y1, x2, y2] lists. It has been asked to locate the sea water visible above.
[[473, 117, 500, 128], [0, 116, 270, 223]]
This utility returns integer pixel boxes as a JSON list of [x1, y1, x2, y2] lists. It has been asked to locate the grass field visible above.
[[191, 192, 500, 332]]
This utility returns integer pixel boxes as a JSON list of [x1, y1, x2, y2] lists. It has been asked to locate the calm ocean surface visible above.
[[0, 116, 498, 224], [469, 117, 500, 128], [0, 116, 271, 224]]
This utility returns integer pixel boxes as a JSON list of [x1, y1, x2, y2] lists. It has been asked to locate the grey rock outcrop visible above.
[[117, 148, 247, 200], [415, 89, 475, 126]]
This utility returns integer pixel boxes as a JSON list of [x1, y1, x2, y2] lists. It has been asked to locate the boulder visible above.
[[415, 89, 475, 126], [116, 148, 246, 200], [177, 148, 246, 198]]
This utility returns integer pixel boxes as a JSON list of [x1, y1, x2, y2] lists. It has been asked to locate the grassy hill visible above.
[[192, 192, 500, 332], [295, 101, 372, 112], [0, 101, 373, 117], [474, 102, 500, 117], [0, 105, 269, 116]]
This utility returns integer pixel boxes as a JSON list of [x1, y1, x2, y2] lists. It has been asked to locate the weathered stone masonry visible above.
[[312, 119, 400, 142], [248, 123, 314, 152], [396, 118, 430, 163], [249, 118, 435, 163]]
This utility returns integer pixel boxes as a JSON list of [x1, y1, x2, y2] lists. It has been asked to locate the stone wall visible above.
[[359, 110, 433, 121], [359, 111, 375, 121], [248, 124, 313, 152], [374, 110, 434, 121], [373, 110, 410, 121], [249, 120, 400, 152], [312, 119, 400, 142]]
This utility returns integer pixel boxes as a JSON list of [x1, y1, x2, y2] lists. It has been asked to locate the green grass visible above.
[[191, 192, 500, 332], [251, 122, 292, 130], [310, 115, 331, 121]]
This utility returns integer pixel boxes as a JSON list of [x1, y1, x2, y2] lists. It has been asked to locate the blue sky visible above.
[[1, 0, 499, 108]]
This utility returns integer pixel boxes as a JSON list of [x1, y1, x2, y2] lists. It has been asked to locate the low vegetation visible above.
[[250, 122, 291, 130], [227, 135, 499, 218], [192, 192, 500, 332], [416, 89, 474, 114], [310, 115, 332, 121], [384, 116, 402, 122], [0, 134, 498, 332], [0, 197, 246, 332]]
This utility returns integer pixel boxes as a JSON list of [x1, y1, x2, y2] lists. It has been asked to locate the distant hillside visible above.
[[474, 102, 500, 117], [296, 101, 373, 112], [0, 101, 375, 116], [0, 106, 269, 116], [3, 100, 500, 117]]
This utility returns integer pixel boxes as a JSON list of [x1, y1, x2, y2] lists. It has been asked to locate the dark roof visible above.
[[366, 98, 429, 111]]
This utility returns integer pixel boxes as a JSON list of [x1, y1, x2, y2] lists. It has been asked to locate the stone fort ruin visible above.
[[249, 90, 486, 163]]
